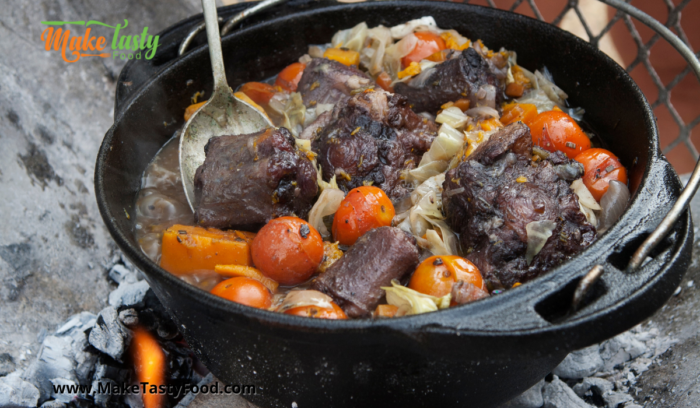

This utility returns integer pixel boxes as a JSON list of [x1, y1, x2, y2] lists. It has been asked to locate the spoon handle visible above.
[[202, 0, 228, 90]]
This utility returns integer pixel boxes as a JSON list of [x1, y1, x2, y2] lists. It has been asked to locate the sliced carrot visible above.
[[233, 92, 271, 122], [323, 48, 360, 66], [240, 82, 276, 105], [505, 82, 525, 98], [184, 101, 206, 121], [275, 62, 306, 92], [500, 103, 538, 126], [160, 225, 256, 276], [453, 98, 471, 112], [376, 72, 394, 92], [373, 304, 399, 318], [215, 264, 279, 293], [480, 117, 504, 131]]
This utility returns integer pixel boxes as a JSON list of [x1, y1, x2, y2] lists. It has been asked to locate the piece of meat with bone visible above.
[[393, 47, 504, 114], [297, 58, 372, 109], [194, 127, 318, 231], [442, 122, 595, 289], [312, 226, 420, 318], [311, 89, 438, 199]]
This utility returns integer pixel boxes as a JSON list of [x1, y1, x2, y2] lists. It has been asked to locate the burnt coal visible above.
[[543, 376, 594, 408], [91, 357, 131, 408], [118, 309, 139, 328], [552, 345, 604, 379], [88, 307, 132, 363], [0, 371, 40, 407], [3, 256, 205, 408]]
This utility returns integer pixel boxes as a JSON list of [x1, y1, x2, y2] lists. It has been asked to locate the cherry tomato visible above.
[[409, 255, 484, 298], [574, 148, 628, 201], [275, 62, 306, 92], [210, 277, 272, 309], [528, 110, 591, 159], [332, 186, 395, 246], [239, 82, 277, 105], [402, 32, 446, 68], [251, 217, 324, 286], [284, 302, 347, 319]]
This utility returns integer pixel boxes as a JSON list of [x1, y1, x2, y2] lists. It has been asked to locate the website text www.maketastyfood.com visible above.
[[52, 382, 256, 399]]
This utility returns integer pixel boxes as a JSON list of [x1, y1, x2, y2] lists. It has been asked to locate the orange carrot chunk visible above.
[[160, 224, 255, 276]]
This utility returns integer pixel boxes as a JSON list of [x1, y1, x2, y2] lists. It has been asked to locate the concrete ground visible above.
[[0, 1, 698, 407]]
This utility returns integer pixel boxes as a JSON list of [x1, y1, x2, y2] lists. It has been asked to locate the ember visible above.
[[131, 327, 165, 408]]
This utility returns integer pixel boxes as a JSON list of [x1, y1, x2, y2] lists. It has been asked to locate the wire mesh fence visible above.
[[445, 0, 700, 174]]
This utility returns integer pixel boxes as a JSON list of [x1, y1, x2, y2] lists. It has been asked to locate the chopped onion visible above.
[[382, 280, 450, 316], [465, 106, 499, 119], [598, 180, 630, 233], [389, 16, 438, 39], [360, 26, 392, 75], [571, 178, 601, 227], [276, 290, 335, 313], [384, 34, 417, 78], [435, 107, 469, 130], [408, 160, 447, 183], [308, 187, 345, 239], [331, 22, 368, 52], [474, 84, 497, 109], [526, 220, 557, 264], [571, 179, 601, 211], [308, 44, 331, 59]]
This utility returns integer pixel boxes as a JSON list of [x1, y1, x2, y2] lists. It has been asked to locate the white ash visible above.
[[500, 379, 544, 408], [109, 279, 150, 309], [0, 371, 40, 407], [500, 321, 675, 408], [20, 312, 97, 404], [543, 376, 594, 408], [552, 345, 604, 379]]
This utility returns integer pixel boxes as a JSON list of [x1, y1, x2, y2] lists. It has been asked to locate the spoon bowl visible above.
[[179, 0, 272, 210]]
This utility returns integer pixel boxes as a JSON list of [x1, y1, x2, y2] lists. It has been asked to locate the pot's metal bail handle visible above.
[[598, 0, 700, 273], [178, 0, 288, 56], [572, 0, 700, 310]]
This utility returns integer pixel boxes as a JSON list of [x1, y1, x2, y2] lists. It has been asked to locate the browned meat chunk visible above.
[[394, 48, 504, 114], [312, 227, 420, 317], [442, 123, 595, 289], [311, 89, 438, 199], [297, 58, 372, 109], [194, 128, 318, 230]]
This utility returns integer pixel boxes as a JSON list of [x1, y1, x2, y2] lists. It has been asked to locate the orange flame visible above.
[[130, 327, 166, 408]]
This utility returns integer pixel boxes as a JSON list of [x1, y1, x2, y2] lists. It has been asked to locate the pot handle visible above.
[[571, 0, 700, 307], [178, 0, 288, 56]]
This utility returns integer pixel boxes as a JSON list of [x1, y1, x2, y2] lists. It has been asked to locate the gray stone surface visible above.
[[0, 0, 204, 374]]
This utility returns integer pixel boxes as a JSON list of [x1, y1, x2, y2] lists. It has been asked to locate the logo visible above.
[[40, 20, 159, 63]]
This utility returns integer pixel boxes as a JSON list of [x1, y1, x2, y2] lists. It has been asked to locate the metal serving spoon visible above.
[[179, 0, 273, 211]]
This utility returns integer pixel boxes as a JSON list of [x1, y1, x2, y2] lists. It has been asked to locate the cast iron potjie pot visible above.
[[96, 1, 692, 407]]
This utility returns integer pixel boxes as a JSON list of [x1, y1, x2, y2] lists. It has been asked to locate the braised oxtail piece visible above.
[[194, 128, 318, 230], [442, 122, 595, 289], [312, 226, 420, 317], [394, 48, 504, 114], [297, 58, 372, 109], [312, 89, 437, 199]]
